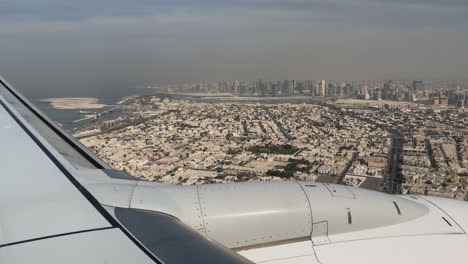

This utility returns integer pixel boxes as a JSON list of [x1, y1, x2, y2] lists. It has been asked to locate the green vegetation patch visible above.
[[248, 144, 299, 155], [266, 158, 314, 179]]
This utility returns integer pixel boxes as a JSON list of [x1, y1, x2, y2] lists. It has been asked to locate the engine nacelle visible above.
[[82, 174, 468, 250]]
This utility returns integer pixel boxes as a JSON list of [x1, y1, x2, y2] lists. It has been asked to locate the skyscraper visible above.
[[383, 80, 392, 99], [413, 80, 424, 91], [328, 84, 335, 97], [457, 92, 466, 108], [234, 81, 240, 94], [289, 80, 295, 94], [363, 86, 370, 100], [282, 80, 290, 94], [320, 80, 326, 97]]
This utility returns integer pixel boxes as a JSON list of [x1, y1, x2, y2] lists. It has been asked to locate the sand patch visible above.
[[40, 97, 107, 109]]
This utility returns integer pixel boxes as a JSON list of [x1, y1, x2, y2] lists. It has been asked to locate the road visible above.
[[382, 134, 403, 194], [337, 152, 359, 184], [328, 104, 403, 193]]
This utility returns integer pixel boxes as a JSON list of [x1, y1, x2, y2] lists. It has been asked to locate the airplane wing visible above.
[[2, 76, 468, 264], [0, 77, 253, 264]]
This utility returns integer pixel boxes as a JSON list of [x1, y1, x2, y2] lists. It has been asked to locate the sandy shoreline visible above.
[[40, 97, 107, 109]]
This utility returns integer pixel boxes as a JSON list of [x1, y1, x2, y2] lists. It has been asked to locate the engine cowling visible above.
[[83, 177, 467, 249]]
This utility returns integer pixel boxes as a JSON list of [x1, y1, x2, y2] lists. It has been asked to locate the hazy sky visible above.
[[0, 0, 467, 98]]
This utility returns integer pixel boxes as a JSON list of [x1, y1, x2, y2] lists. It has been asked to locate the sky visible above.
[[0, 0, 467, 98]]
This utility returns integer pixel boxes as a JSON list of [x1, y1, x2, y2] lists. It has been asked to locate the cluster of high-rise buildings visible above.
[[178, 79, 355, 97], [168, 79, 468, 108]]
